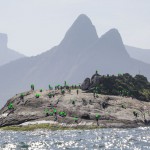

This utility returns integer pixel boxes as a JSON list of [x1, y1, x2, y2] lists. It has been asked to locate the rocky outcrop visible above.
[[81, 78, 91, 90], [0, 89, 150, 128], [81, 73, 101, 90], [90, 73, 101, 87], [81, 73, 150, 103]]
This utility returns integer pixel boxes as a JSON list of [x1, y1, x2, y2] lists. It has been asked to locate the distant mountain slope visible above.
[[0, 33, 25, 66], [0, 14, 150, 108], [126, 45, 150, 64]]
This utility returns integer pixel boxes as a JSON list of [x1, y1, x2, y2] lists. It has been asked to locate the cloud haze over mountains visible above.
[[0, 33, 25, 66], [0, 14, 150, 108]]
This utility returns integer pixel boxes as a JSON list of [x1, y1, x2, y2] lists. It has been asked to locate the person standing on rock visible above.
[[69, 88, 71, 94], [53, 108, 57, 121], [74, 117, 78, 124], [31, 84, 34, 91], [49, 84, 52, 90], [93, 92, 96, 98], [96, 114, 100, 126], [77, 89, 79, 95]]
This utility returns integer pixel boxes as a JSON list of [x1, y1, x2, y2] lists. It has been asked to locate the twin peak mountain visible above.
[[60, 14, 129, 59], [0, 14, 149, 108]]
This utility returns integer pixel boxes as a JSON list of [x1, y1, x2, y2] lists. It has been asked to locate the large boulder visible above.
[[81, 78, 91, 90], [91, 74, 101, 86]]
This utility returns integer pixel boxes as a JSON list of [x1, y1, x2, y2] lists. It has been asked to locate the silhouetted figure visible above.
[[54, 115, 57, 121], [77, 89, 79, 95], [133, 111, 138, 117], [69, 88, 71, 94], [53, 108, 57, 121], [93, 92, 96, 98], [95, 114, 100, 126], [49, 84, 52, 90], [46, 112, 49, 117], [96, 118, 99, 126], [61, 89, 65, 95], [96, 70, 98, 75], [102, 102, 107, 109], [74, 117, 78, 124], [20, 93, 24, 102], [31, 84, 34, 91], [72, 100, 75, 105], [64, 81, 67, 88]]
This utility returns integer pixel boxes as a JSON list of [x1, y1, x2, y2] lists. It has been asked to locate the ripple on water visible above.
[[1, 127, 150, 149]]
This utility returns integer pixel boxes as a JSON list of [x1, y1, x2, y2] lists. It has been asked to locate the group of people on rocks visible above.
[[30, 83, 80, 96], [7, 82, 101, 126]]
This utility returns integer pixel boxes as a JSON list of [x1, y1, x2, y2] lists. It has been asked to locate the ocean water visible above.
[[0, 127, 150, 150]]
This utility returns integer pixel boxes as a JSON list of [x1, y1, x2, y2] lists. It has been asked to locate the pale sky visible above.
[[0, 0, 149, 56]]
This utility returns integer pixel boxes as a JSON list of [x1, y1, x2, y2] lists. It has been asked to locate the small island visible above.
[[0, 72, 150, 131]]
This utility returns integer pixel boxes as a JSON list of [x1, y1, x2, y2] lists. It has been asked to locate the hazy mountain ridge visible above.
[[126, 45, 150, 64], [0, 33, 25, 66], [0, 14, 150, 108]]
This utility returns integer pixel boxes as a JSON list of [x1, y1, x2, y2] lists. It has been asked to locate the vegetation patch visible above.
[[35, 93, 41, 98], [91, 73, 150, 101], [0, 124, 101, 131]]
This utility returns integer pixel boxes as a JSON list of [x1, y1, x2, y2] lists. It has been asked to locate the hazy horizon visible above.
[[0, 0, 150, 56]]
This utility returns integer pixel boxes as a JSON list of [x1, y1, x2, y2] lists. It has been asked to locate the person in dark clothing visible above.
[[53, 108, 57, 121], [77, 89, 79, 95], [93, 92, 96, 98], [31, 84, 34, 91], [95, 114, 100, 126]]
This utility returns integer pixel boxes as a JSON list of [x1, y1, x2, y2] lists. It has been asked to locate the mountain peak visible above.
[[101, 28, 121, 40], [60, 14, 98, 48], [0, 33, 8, 48], [98, 28, 130, 58], [74, 14, 92, 24], [100, 28, 125, 47]]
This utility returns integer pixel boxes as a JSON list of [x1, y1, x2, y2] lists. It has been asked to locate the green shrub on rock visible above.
[[8, 102, 14, 110], [20, 93, 24, 99], [44, 109, 54, 116], [48, 93, 52, 98], [35, 93, 41, 98], [59, 111, 67, 117], [49, 112, 54, 116], [61, 89, 65, 95], [83, 73, 150, 101]]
